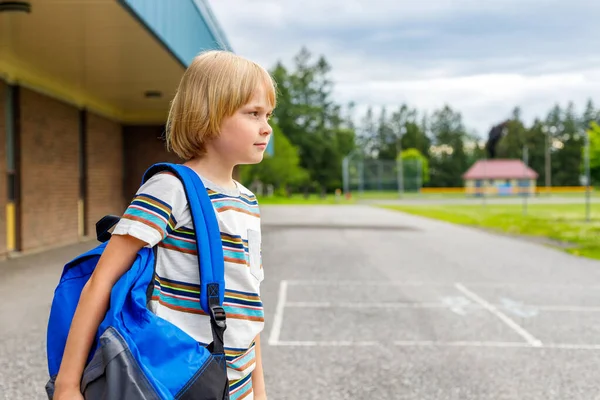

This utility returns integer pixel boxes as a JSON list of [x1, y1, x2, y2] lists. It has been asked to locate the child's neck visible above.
[[185, 156, 237, 190]]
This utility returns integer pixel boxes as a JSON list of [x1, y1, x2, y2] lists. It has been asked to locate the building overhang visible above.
[[0, 0, 231, 124]]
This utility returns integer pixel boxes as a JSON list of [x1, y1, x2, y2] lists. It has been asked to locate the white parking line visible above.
[[285, 280, 600, 289], [544, 343, 600, 350], [272, 340, 600, 350], [531, 305, 600, 312], [270, 280, 598, 349], [268, 280, 288, 346], [272, 341, 379, 347], [286, 301, 600, 313], [285, 280, 452, 287], [394, 340, 529, 348], [455, 283, 543, 347], [285, 301, 448, 309]]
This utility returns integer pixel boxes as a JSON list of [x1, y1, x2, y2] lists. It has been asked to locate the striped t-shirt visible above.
[[112, 170, 264, 400]]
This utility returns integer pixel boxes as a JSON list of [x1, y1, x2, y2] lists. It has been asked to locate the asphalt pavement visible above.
[[2, 204, 600, 399], [259, 205, 600, 399]]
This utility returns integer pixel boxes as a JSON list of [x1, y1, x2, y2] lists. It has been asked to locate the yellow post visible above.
[[5, 84, 19, 252], [6, 202, 15, 251], [78, 198, 85, 237]]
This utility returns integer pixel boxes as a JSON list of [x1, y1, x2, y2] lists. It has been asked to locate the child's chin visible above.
[[241, 154, 264, 165]]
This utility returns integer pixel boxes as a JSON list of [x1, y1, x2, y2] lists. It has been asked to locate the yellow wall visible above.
[[424, 183, 591, 195]]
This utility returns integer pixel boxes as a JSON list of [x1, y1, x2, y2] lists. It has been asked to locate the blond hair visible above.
[[165, 50, 277, 160]]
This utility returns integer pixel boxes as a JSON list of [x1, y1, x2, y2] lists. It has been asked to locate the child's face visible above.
[[211, 85, 273, 166]]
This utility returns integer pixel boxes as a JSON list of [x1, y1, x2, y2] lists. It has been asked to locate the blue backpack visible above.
[[45, 163, 229, 400]]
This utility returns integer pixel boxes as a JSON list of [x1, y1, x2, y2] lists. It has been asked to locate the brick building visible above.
[[0, 0, 231, 257]]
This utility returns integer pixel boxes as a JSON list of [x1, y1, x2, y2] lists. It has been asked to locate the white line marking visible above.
[[272, 341, 378, 347], [528, 305, 600, 312], [285, 301, 449, 309], [457, 282, 600, 289], [268, 280, 288, 346], [394, 341, 530, 348], [455, 283, 543, 347], [285, 302, 333, 307], [285, 280, 600, 289], [544, 343, 600, 350], [285, 301, 600, 313], [285, 280, 452, 287], [275, 340, 600, 350], [272, 340, 600, 350]]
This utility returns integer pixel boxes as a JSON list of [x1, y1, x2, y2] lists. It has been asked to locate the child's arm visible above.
[[252, 333, 267, 399], [53, 234, 147, 397]]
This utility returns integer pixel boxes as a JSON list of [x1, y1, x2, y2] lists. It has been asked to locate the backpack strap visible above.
[[96, 215, 122, 243], [141, 163, 227, 346]]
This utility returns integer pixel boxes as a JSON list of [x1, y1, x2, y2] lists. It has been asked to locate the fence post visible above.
[[342, 156, 349, 195], [396, 158, 404, 198]]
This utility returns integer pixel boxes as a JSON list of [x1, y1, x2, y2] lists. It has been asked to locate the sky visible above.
[[207, 0, 600, 137]]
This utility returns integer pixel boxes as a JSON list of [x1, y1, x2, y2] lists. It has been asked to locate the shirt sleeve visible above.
[[112, 172, 187, 247]]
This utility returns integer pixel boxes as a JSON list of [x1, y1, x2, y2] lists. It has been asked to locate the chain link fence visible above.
[[342, 156, 424, 195]]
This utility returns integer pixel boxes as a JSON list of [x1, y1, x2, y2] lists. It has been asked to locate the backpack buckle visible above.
[[210, 305, 227, 328]]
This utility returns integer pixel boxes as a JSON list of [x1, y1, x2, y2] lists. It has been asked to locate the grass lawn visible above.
[[355, 191, 467, 200], [256, 190, 597, 205], [380, 203, 600, 260], [255, 189, 597, 205], [256, 194, 355, 205]]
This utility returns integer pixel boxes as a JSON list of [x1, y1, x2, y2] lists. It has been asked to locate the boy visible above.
[[53, 50, 275, 400]]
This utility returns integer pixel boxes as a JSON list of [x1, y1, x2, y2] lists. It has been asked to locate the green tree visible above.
[[241, 124, 309, 192], [524, 119, 550, 186], [270, 47, 357, 192], [583, 99, 598, 128], [357, 106, 377, 159], [544, 103, 566, 186], [464, 131, 486, 170], [398, 148, 429, 190], [428, 105, 469, 187], [554, 102, 584, 186], [401, 112, 430, 159], [376, 107, 396, 160], [497, 107, 528, 159], [387, 104, 430, 160]]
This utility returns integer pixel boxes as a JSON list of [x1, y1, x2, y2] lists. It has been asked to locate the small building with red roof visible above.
[[462, 159, 539, 197]]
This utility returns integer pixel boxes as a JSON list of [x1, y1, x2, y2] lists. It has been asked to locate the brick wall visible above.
[[0, 81, 7, 256], [123, 125, 181, 202], [20, 88, 79, 252], [86, 113, 125, 235]]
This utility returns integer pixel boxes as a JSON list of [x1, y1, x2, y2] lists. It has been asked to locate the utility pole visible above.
[[543, 125, 556, 195], [543, 125, 549, 194], [482, 155, 487, 209], [522, 145, 529, 216], [358, 159, 364, 195], [396, 126, 405, 198], [416, 158, 422, 192], [342, 156, 349, 195]]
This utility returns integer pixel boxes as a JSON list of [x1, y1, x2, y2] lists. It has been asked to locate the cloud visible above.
[[207, 0, 600, 135], [345, 71, 598, 134]]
